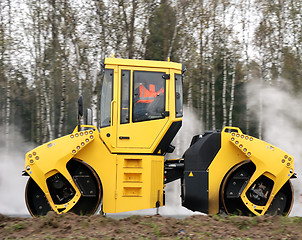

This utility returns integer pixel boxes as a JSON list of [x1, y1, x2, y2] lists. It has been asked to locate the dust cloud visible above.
[[247, 80, 302, 216], [0, 126, 33, 215]]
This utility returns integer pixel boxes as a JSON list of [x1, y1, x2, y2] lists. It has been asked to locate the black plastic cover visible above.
[[182, 170, 209, 213], [183, 131, 221, 171], [181, 130, 221, 213]]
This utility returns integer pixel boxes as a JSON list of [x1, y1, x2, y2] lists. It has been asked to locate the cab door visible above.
[[116, 66, 171, 150]]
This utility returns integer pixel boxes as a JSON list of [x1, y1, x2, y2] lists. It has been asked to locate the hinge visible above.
[[115, 191, 118, 199], [162, 74, 170, 80], [162, 111, 170, 117]]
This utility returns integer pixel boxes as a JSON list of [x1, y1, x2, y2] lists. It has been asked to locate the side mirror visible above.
[[78, 96, 83, 131], [78, 96, 83, 117], [85, 108, 93, 125]]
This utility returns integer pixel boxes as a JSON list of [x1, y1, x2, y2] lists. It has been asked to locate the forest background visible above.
[[1, 0, 302, 216], [0, 0, 302, 146]]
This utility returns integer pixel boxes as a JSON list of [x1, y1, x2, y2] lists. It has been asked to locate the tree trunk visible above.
[[199, 0, 205, 121], [222, 51, 227, 128], [120, 0, 137, 59], [211, 65, 216, 130], [228, 57, 236, 127], [5, 0, 12, 149]]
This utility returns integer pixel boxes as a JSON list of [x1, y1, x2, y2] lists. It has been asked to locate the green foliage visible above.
[[145, 0, 177, 61]]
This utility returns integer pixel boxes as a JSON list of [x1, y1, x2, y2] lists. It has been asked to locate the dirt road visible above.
[[1, 212, 301, 239]]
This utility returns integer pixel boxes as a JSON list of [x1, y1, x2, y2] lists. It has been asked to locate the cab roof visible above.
[[104, 58, 182, 71]]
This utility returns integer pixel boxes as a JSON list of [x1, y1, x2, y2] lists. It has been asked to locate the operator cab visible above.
[[99, 58, 183, 154]]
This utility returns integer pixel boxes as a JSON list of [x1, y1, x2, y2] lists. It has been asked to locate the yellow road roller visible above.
[[23, 58, 295, 216]]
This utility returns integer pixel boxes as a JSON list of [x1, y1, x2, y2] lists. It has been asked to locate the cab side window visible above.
[[175, 74, 183, 117], [133, 71, 165, 122], [100, 69, 113, 128], [121, 70, 130, 124]]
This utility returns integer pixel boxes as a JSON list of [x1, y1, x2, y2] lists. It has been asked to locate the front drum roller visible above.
[[25, 160, 102, 216], [221, 161, 294, 216]]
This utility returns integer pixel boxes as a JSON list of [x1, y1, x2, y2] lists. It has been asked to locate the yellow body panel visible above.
[[115, 155, 164, 212]]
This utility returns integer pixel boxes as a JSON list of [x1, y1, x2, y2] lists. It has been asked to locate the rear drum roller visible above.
[[221, 161, 294, 216]]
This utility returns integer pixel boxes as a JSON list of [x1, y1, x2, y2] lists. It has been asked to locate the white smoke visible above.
[[161, 106, 204, 216], [247, 80, 302, 216], [0, 126, 33, 216]]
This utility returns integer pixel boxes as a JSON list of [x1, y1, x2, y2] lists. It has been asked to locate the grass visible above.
[[4, 222, 27, 232], [140, 221, 161, 238]]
